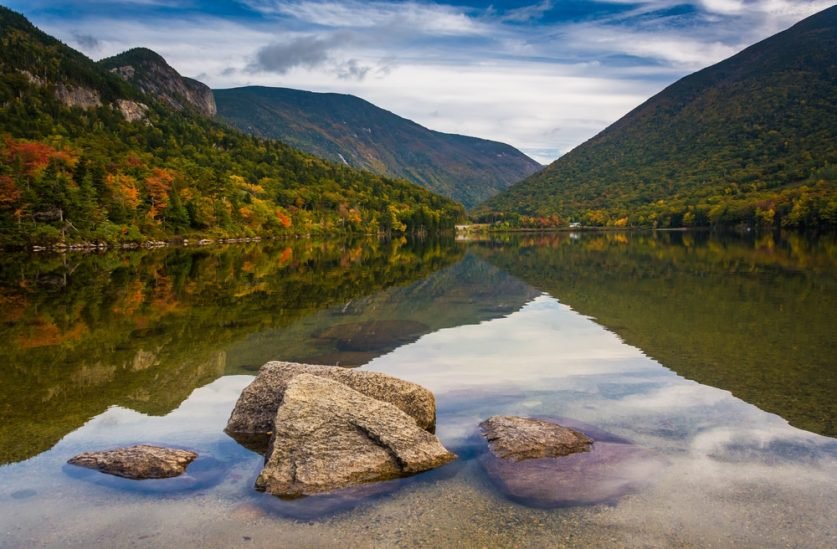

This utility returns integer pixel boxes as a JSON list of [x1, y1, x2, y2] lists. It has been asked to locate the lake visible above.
[[0, 232, 835, 547]]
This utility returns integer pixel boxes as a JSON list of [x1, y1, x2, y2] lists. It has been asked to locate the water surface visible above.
[[0, 232, 834, 547]]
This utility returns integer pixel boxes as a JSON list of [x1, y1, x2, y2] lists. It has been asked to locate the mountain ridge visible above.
[[214, 85, 542, 208]]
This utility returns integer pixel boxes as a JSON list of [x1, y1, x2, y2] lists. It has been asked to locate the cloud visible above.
[[560, 24, 739, 69], [374, 57, 399, 77], [500, 0, 555, 23], [249, 31, 355, 74], [72, 32, 100, 51], [242, 0, 488, 36], [695, 0, 834, 17], [336, 59, 371, 80]]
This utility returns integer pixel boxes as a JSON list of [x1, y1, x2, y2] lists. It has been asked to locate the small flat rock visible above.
[[226, 361, 437, 441], [480, 416, 593, 461], [67, 445, 197, 479], [256, 374, 455, 497], [479, 417, 666, 507]]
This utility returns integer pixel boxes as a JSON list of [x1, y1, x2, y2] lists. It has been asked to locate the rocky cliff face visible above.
[[55, 84, 102, 109], [20, 70, 103, 110], [99, 48, 216, 117]]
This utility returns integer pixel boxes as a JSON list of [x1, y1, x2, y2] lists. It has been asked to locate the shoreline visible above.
[[3, 229, 451, 254]]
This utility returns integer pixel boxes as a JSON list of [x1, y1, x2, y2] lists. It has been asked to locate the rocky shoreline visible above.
[[30, 235, 267, 253]]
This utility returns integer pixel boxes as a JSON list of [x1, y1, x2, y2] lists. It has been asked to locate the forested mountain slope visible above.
[[477, 6, 837, 229], [0, 7, 463, 248]]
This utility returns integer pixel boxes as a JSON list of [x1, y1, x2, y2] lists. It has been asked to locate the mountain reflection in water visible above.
[[472, 231, 836, 437], [0, 232, 834, 547]]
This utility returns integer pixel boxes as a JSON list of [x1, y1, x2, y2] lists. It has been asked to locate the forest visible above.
[[475, 7, 837, 230], [0, 7, 464, 248]]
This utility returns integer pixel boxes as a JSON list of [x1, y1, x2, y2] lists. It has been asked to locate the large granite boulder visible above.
[[255, 374, 455, 497], [67, 444, 197, 479], [226, 361, 437, 441], [479, 417, 665, 507]]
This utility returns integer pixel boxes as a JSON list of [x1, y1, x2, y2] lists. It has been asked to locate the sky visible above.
[[7, 1, 833, 164]]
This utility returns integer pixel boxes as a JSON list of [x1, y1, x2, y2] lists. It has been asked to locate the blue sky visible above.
[[7, 0, 833, 163]]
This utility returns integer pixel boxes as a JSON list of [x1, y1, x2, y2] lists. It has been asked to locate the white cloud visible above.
[[698, 0, 835, 18], [24, 0, 834, 163], [242, 0, 488, 36], [500, 0, 555, 23], [561, 25, 739, 69]]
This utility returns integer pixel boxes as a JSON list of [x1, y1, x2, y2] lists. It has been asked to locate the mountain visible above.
[[214, 86, 542, 208], [98, 47, 217, 117], [0, 6, 464, 248], [477, 6, 837, 229]]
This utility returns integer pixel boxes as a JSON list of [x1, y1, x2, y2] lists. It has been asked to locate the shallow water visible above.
[[0, 232, 835, 547]]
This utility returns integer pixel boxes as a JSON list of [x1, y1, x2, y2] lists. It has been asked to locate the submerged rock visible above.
[[64, 454, 227, 494], [67, 444, 197, 479], [226, 361, 437, 441], [255, 374, 455, 497], [480, 416, 593, 461], [479, 417, 665, 507]]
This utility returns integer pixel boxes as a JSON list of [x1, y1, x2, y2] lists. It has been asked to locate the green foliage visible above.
[[476, 7, 837, 229], [214, 86, 542, 208], [0, 8, 464, 247]]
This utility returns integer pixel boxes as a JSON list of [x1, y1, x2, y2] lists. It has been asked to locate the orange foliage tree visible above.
[[144, 168, 175, 220]]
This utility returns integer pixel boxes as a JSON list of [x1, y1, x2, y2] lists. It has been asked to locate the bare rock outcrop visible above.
[[17, 71, 101, 110], [255, 374, 455, 497], [116, 99, 150, 122], [19, 70, 46, 87], [226, 361, 436, 439], [67, 444, 197, 479], [54, 83, 102, 109], [102, 48, 216, 116]]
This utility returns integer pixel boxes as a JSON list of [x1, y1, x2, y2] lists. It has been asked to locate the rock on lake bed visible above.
[[479, 417, 666, 507], [480, 416, 593, 460], [67, 444, 197, 479]]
